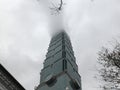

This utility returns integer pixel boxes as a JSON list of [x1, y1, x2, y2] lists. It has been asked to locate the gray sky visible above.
[[0, 0, 120, 90]]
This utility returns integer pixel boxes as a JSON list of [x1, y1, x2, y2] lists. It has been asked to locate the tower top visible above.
[[51, 30, 68, 39], [36, 31, 82, 90]]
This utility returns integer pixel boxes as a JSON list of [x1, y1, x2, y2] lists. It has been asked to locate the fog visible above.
[[0, 0, 120, 90]]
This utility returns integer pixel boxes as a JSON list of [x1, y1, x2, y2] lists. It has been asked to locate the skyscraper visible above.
[[36, 31, 82, 90]]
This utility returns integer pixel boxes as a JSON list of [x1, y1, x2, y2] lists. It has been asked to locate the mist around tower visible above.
[[38, 0, 66, 36], [1, 0, 120, 90]]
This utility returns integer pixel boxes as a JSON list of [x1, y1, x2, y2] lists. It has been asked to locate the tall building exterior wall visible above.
[[36, 31, 82, 90], [0, 64, 25, 90]]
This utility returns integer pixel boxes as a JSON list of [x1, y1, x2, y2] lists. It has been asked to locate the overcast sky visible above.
[[0, 0, 120, 90]]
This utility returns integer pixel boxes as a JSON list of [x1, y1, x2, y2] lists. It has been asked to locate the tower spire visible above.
[[36, 31, 82, 90]]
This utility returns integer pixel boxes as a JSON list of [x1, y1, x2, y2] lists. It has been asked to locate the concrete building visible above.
[[36, 31, 82, 90], [0, 64, 25, 90]]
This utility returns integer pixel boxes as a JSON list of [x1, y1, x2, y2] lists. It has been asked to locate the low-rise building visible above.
[[0, 64, 25, 90]]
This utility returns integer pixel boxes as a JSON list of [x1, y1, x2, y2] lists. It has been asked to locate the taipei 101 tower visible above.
[[35, 31, 82, 90], [35, 0, 82, 90]]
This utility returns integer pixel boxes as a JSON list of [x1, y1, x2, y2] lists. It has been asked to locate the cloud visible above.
[[0, 0, 50, 89], [66, 0, 120, 90], [0, 0, 120, 90]]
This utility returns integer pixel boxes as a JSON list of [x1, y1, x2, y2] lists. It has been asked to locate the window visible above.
[[63, 60, 67, 71], [45, 74, 57, 87], [70, 79, 81, 89]]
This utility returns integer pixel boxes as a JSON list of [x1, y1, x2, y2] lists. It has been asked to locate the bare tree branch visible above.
[[49, 0, 64, 14], [97, 40, 120, 90], [58, 0, 63, 11]]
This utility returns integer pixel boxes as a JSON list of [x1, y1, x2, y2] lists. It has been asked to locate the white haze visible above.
[[40, 0, 65, 36], [0, 0, 120, 90]]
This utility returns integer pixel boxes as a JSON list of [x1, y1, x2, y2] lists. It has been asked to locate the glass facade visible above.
[[36, 31, 82, 90]]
